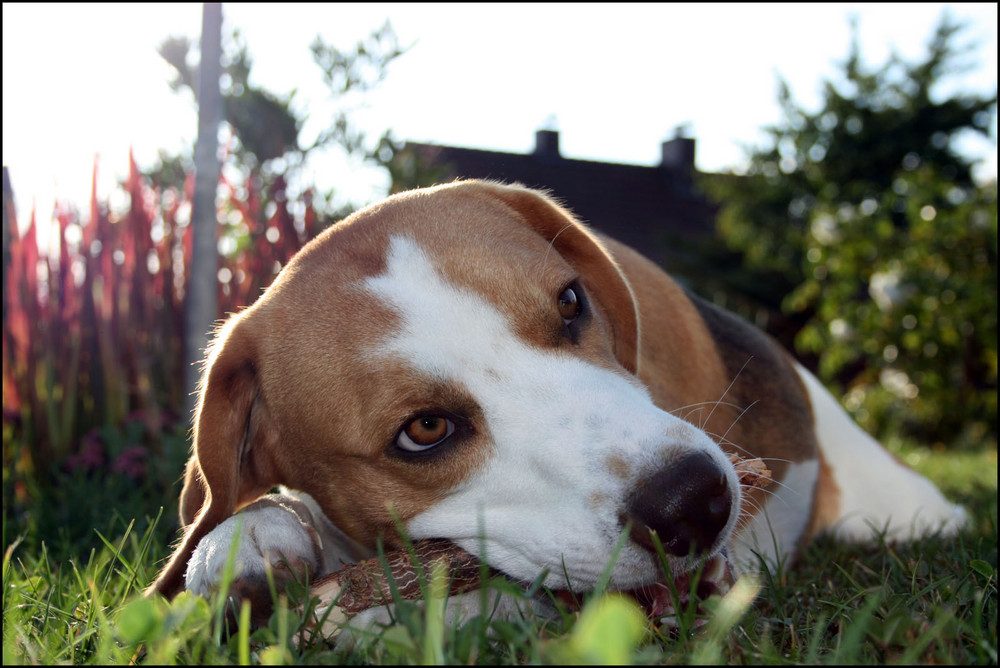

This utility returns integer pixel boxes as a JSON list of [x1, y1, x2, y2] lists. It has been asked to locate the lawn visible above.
[[2, 440, 996, 665]]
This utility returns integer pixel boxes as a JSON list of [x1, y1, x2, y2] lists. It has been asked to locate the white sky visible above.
[[2, 2, 997, 232]]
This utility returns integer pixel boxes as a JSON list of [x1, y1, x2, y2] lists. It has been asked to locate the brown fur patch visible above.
[[806, 450, 842, 541]]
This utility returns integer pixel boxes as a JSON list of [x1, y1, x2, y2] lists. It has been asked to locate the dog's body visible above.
[[150, 181, 965, 629]]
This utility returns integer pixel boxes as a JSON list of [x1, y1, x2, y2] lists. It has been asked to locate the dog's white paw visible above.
[[185, 496, 323, 601]]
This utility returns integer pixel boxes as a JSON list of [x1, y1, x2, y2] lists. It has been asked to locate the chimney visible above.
[[534, 129, 560, 162], [660, 136, 695, 172]]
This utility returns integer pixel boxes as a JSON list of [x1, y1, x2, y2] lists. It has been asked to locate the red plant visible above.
[[2, 153, 334, 498]]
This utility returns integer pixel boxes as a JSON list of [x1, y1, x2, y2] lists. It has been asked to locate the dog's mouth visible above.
[[309, 538, 734, 626], [622, 551, 734, 621], [549, 550, 734, 621]]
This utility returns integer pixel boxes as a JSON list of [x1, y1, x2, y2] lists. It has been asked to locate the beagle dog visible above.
[[148, 180, 965, 628]]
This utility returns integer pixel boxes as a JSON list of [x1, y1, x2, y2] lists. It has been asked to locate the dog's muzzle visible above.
[[625, 451, 733, 557]]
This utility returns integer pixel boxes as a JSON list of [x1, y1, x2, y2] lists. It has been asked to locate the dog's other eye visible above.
[[397, 416, 455, 451], [558, 285, 583, 324]]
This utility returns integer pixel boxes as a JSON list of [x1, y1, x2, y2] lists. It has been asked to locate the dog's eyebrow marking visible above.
[[363, 235, 520, 380]]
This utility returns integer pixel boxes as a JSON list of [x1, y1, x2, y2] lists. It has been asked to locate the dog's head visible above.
[[150, 180, 740, 599]]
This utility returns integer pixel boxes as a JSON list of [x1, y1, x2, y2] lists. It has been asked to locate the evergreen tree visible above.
[[702, 15, 997, 445]]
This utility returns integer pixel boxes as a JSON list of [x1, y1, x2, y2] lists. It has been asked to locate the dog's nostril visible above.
[[626, 451, 733, 557]]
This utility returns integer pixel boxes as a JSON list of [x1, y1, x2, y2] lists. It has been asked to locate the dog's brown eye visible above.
[[558, 286, 582, 323], [397, 416, 455, 451]]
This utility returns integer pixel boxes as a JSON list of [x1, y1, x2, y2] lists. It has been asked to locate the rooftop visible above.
[[403, 130, 718, 267]]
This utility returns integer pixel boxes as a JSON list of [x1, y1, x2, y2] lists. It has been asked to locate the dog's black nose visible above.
[[626, 451, 733, 557]]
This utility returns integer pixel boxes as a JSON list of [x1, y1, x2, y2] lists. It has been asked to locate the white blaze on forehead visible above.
[[364, 236, 528, 379], [363, 235, 737, 589]]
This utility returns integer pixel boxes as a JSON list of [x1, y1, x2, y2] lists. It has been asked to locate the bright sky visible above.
[[2, 2, 997, 233]]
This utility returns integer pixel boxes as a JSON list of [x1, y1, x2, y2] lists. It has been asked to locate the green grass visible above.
[[3, 443, 996, 665]]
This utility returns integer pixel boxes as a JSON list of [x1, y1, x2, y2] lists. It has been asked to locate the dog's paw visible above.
[[185, 496, 323, 617]]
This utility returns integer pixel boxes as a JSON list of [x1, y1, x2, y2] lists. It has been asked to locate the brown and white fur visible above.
[[148, 180, 966, 630]]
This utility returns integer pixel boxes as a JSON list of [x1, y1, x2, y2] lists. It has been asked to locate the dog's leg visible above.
[[184, 489, 370, 625], [794, 363, 967, 542]]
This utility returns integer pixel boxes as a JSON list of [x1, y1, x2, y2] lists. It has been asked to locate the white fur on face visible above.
[[363, 236, 739, 591]]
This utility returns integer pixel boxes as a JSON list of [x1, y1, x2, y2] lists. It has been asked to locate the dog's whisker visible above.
[[671, 399, 746, 416], [702, 357, 754, 428], [727, 452, 796, 468], [754, 487, 783, 501], [737, 485, 775, 504], [710, 437, 752, 455], [705, 435, 760, 462], [679, 406, 707, 426], [752, 476, 796, 496], [717, 400, 758, 450]]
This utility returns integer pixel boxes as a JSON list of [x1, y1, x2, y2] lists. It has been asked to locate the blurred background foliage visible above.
[[700, 16, 996, 447], [1, 15, 996, 557], [153, 20, 407, 203]]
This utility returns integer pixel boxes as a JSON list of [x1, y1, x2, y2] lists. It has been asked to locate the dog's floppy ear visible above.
[[147, 315, 279, 598], [471, 181, 640, 375]]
